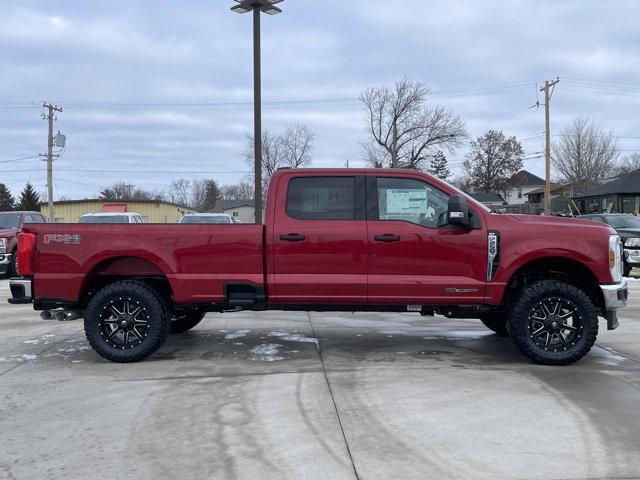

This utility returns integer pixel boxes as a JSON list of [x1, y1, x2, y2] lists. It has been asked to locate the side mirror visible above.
[[447, 194, 470, 227]]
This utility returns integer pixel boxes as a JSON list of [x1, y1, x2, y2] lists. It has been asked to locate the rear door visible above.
[[366, 173, 487, 304], [270, 174, 367, 304]]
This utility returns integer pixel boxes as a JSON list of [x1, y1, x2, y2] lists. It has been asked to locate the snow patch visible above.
[[249, 343, 284, 362], [225, 329, 250, 340], [268, 330, 319, 347], [0, 354, 37, 363]]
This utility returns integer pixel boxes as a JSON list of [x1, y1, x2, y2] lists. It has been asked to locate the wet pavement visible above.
[[1, 278, 639, 479]]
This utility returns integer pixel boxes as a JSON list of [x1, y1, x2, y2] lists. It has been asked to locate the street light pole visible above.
[[231, 0, 283, 224], [253, 7, 262, 224]]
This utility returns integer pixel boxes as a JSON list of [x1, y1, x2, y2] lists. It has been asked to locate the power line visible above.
[[0, 154, 41, 164]]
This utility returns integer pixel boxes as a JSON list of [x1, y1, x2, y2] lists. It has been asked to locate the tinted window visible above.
[[23, 215, 35, 224], [32, 214, 46, 223], [375, 177, 450, 228], [607, 216, 640, 228], [0, 214, 20, 229], [286, 177, 355, 220], [181, 215, 232, 224], [78, 215, 131, 224]]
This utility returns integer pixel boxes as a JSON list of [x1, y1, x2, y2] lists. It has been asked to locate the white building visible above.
[[209, 199, 257, 224], [504, 170, 545, 205]]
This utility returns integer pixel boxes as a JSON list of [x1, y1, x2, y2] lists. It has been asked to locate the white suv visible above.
[[78, 213, 144, 224]]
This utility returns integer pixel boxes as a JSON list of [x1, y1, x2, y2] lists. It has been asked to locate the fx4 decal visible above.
[[44, 234, 81, 245]]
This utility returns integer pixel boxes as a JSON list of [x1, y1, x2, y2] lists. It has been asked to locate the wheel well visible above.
[[503, 257, 605, 313], [79, 257, 173, 307]]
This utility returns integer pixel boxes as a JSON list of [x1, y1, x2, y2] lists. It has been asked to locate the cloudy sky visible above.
[[1, 0, 639, 199]]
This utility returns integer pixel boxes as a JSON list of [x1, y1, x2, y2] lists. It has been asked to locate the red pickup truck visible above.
[[0, 211, 47, 277], [9, 169, 628, 365]]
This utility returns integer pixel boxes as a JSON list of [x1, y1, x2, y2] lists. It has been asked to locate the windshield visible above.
[[607, 216, 640, 229], [78, 215, 131, 224], [181, 215, 232, 224], [0, 213, 21, 229]]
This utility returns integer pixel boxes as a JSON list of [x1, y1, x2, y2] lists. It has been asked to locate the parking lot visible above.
[[0, 278, 639, 480]]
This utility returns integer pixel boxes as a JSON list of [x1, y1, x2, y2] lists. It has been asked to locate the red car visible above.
[[9, 169, 628, 365], [0, 211, 47, 277]]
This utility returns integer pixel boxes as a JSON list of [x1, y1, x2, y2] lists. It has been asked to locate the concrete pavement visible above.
[[1, 278, 639, 480]]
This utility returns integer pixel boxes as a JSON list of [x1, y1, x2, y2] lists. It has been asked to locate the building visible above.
[[573, 170, 640, 214], [41, 199, 195, 223], [208, 199, 257, 224], [504, 170, 545, 205], [470, 191, 507, 209]]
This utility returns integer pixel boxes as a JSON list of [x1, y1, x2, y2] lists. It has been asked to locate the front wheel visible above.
[[170, 312, 206, 334], [84, 280, 171, 363], [7, 250, 18, 277], [507, 280, 598, 365], [623, 261, 632, 277]]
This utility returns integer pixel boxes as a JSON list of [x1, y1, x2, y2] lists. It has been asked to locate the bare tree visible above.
[[281, 123, 314, 168], [463, 130, 524, 195], [169, 179, 191, 205], [221, 180, 254, 200], [617, 152, 640, 174], [99, 182, 165, 201], [245, 123, 315, 191], [360, 77, 467, 169], [552, 115, 619, 191]]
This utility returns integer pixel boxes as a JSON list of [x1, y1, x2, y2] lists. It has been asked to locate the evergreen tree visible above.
[[0, 183, 15, 211], [17, 183, 40, 211], [427, 150, 452, 181]]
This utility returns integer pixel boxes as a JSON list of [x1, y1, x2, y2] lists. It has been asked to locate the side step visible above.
[[225, 284, 266, 309]]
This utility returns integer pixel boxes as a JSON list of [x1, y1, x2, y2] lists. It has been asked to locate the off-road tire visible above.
[[479, 313, 509, 337], [508, 280, 598, 366], [84, 280, 171, 363], [170, 312, 206, 334]]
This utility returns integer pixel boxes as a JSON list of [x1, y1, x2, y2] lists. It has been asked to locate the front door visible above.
[[270, 174, 368, 304], [366, 174, 487, 304]]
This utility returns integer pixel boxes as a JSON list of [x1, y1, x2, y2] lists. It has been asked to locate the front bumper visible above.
[[0, 253, 11, 275], [600, 281, 628, 330], [8, 277, 32, 304]]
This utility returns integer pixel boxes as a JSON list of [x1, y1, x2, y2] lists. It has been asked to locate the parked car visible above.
[[180, 213, 237, 224], [0, 211, 46, 277], [78, 212, 144, 224], [580, 214, 640, 276], [9, 168, 628, 365]]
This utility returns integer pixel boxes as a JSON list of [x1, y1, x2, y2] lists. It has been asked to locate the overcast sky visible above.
[[1, 0, 639, 199]]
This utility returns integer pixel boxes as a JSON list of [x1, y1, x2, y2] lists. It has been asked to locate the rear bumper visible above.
[[0, 253, 11, 275], [8, 277, 32, 304], [600, 281, 628, 330]]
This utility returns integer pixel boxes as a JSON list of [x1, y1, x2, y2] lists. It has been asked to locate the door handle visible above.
[[280, 234, 306, 242], [374, 234, 401, 243]]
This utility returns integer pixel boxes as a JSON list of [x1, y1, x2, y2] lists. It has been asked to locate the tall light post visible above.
[[231, 0, 283, 224]]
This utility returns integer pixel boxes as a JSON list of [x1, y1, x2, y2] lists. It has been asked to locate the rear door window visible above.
[[286, 177, 357, 220]]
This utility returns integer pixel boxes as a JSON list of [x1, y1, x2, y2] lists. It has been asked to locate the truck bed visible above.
[[24, 224, 265, 304]]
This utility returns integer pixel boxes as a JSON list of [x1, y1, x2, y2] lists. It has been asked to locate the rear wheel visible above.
[[479, 313, 508, 337], [623, 261, 632, 277], [84, 280, 171, 363], [508, 280, 598, 365], [170, 311, 206, 334]]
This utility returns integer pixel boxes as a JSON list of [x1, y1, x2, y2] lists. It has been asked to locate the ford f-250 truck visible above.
[[8, 169, 628, 365]]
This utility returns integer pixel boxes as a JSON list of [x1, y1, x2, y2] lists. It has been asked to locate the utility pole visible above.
[[253, 7, 263, 224], [540, 78, 559, 215], [42, 103, 62, 222]]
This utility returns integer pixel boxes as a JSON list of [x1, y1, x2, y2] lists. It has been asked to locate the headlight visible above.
[[625, 238, 640, 247], [0, 238, 6, 254], [609, 235, 623, 282]]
